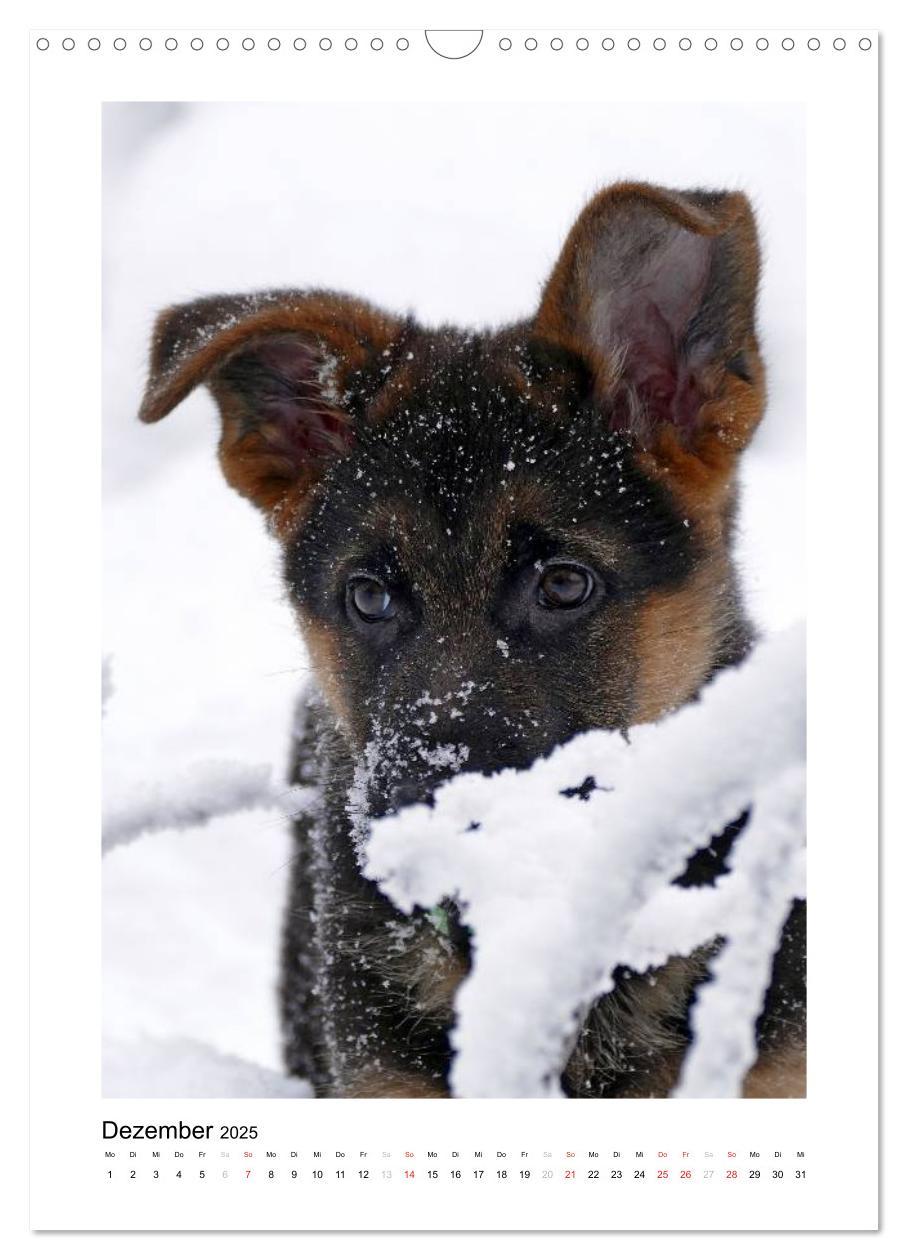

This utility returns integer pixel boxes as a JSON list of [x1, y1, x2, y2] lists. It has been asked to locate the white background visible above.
[[13, 0, 889, 1249]]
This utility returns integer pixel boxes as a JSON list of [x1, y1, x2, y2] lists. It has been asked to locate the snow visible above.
[[101, 655, 114, 716], [346, 724, 471, 860], [674, 767, 806, 1098], [103, 102, 805, 1097], [365, 627, 806, 1098], [103, 1038, 313, 1099], [102, 758, 314, 853], [103, 811, 294, 1070]]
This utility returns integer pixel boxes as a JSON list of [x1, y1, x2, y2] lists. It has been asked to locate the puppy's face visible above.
[[281, 338, 706, 811], [140, 182, 766, 813]]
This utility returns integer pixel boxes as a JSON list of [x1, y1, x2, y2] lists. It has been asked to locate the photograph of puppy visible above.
[[138, 181, 806, 1099]]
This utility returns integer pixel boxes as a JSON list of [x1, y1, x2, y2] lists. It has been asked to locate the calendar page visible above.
[[28, 4, 879, 1235]]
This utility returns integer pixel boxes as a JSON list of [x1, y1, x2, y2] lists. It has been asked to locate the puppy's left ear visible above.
[[534, 182, 765, 471], [139, 289, 406, 523]]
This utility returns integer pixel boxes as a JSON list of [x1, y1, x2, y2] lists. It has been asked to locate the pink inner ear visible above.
[[222, 336, 354, 461], [606, 296, 707, 434], [259, 397, 354, 459], [593, 226, 714, 434]]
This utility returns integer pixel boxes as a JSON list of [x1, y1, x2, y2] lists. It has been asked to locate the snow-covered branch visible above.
[[673, 765, 806, 1098], [102, 760, 315, 853], [365, 625, 806, 1099]]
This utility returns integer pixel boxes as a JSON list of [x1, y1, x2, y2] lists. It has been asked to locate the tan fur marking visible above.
[[361, 919, 468, 1017], [368, 359, 419, 426], [635, 430, 735, 522], [616, 1052, 686, 1099], [631, 560, 725, 724], [634, 369, 765, 520], [332, 910, 469, 1022], [563, 953, 711, 1097], [410, 936, 470, 1016], [298, 616, 351, 730], [742, 1043, 806, 1098], [341, 1068, 449, 1099]]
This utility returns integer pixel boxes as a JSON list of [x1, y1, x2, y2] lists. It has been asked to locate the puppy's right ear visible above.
[[139, 290, 406, 523]]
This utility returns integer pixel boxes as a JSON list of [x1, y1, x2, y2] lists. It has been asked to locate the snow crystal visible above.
[[314, 345, 341, 403], [420, 741, 470, 772]]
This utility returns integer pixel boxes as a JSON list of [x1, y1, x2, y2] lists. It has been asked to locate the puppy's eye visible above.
[[537, 563, 594, 610], [348, 575, 394, 622]]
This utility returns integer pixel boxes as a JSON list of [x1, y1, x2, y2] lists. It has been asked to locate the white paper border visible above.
[[27, 24, 878, 1233]]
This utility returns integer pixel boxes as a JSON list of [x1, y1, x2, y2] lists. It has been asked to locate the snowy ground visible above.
[[102, 102, 805, 1096]]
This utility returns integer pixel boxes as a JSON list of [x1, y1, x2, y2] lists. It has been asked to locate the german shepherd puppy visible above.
[[140, 182, 805, 1099]]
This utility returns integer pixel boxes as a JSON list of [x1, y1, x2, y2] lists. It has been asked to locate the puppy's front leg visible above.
[[312, 890, 464, 1098], [340, 1067, 450, 1099]]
